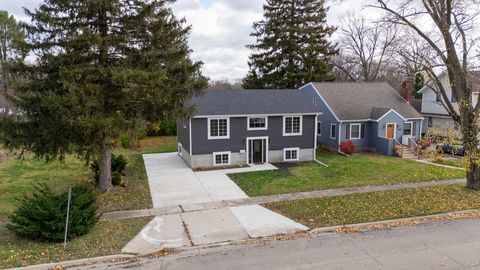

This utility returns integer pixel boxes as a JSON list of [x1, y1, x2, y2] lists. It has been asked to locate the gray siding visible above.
[[176, 118, 190, 153], [191, 115, 316, 155], [300, 84, 339, 149], [339, 122, 371, 149]]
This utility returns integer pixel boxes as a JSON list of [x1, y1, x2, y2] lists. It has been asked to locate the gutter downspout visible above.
[[336, 120, 350, 157], [313, 114, 329, 167]]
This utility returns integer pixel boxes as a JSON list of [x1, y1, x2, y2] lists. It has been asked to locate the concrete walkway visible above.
[[122, 153, 307, 254], [103, 178, 466, 220]]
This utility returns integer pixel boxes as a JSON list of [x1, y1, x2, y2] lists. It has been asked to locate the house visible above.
[[177, 89, 321, 169], [418, 71, 480, 133], [300, 82, 423, 156]]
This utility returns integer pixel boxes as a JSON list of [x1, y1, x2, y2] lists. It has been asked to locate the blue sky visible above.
[[1, 0, 365, 81]]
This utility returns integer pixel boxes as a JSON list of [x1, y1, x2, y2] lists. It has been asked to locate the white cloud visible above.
[[3, 0, 378, 81], [172, 0, 263, 81]]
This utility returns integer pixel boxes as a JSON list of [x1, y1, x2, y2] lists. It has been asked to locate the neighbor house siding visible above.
[[191, 115, 316, 155], [376, 111, 405, 141], [176, 118, 190, 153], [300, 84, 339, 150], [339, 122, 371, 149]]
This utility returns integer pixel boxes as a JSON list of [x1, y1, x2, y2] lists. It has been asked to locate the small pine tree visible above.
[[8, 184, 98, 242], [243, 0, 338, 89]]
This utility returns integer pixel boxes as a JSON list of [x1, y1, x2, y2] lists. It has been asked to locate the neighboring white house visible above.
[[418, 71, 480, 133]]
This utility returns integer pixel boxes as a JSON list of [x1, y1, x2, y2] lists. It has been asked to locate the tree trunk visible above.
[[461, 109, 480, 190], [98, 145, 113, 192]]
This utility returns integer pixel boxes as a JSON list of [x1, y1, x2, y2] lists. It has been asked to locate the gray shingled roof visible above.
[[312, 82, 423, 120], [189, 89, 321, 116]]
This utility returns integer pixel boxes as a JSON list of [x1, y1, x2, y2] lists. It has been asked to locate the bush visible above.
[[91, 154, 127, 186], [417, 136, 432, 150], [434, 155, 446, 164], [146, 120, 177, 136], [8, 184, 98, 242], [340, 141, 356, 155], [120, 135, 131, 149]]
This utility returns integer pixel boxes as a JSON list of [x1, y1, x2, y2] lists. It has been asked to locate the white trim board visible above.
[[283, 115, 303, 136], [384, 122, 397, 139], [212, 151, 231, 166], [349, 123, 361, 140], [283, 147, 300, 161], [247, 116, 268, 131], [193, 112, 321, 118], [207, 117, 230, 140], [245, 136, 269, 164], [330, 123, 337, 140]]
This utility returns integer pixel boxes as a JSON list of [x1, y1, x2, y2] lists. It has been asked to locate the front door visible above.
[[247, 138, 267, 164], [252, 139, 263, 163], [386, 123, 395, 139]]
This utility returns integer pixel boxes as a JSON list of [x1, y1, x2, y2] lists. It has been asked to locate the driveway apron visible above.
[[123, 153, 308, 254]]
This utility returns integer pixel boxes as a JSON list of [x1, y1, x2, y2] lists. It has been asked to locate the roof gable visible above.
[[311, 82, 422, 121]]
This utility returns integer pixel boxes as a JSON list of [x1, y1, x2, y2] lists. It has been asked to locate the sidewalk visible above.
[[102, 178, 466, 220]]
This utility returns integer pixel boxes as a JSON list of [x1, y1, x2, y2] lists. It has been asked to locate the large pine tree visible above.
[[243, 0, 338, 89], [1, 0, 207, 191]]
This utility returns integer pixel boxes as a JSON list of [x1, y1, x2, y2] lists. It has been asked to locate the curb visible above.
[[310, 208, 480, 234], [4, 254, 136, 270], [412, 159, 465, 170]]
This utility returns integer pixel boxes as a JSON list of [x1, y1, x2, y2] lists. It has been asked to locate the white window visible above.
[[317, 121, 322, 136], [213, 151, 231, 166], [177, 143, 183, 157], [404, 122, 413, 135], [208, 118, 229, 139], [248, 117, 268, 130], [283, 116, 302, 136], [283, 147, 299, 161], [330, 124, 336, 139], [350, 124, 361, 139]]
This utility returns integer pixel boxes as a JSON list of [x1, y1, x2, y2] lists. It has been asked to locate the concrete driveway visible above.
[[144, 153, 255, 208], [123, 153, 308, 254]]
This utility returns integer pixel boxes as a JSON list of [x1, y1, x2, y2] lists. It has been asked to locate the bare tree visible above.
[[208, 79, 243, 90], [372, 0, 480, 189], [334, 14, 398, 82]]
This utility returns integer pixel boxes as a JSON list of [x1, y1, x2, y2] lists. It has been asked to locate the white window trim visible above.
[[283, 147, 300, 161], [403, 122, 413, 136], [177, 143, 183, 157], [349, 123, 361, 140], [317, 121, 322, 137], [330, 124, 336, 139], [213, 151, 231, 166], [283, 116, 303, 136], [384, 122, 397, 139], [207, 117, 230, 140], [247, 116, 268, 131], [246, 136, 269, 164]]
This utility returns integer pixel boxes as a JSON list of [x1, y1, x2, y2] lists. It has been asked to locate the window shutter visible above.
[[346, 124, 350, 139], [361, 124, 365, 138]]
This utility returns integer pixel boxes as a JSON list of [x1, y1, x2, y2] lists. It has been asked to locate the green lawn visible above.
[[0, 136, 177, 221], [229, 153, 465, 197], [440, 158, 464, 168], [0, 217, 150, 269], [266, 184, 480, 228], [0, 136, 176, 267]]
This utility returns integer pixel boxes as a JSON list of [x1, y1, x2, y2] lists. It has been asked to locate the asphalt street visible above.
[[80, 218, 480, 270]]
